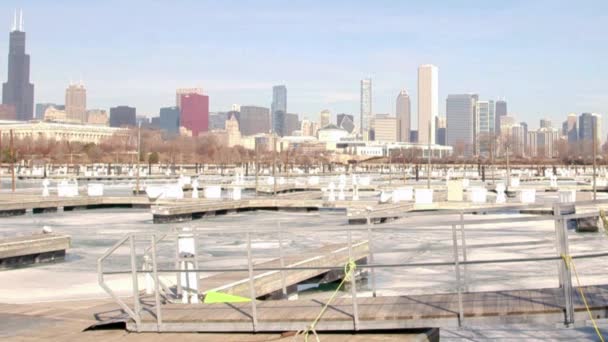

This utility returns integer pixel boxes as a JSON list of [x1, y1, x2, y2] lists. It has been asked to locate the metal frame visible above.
[[98, 200, 608, 332]]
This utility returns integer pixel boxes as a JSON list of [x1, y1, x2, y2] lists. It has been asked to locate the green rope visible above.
[[294, 259, 357, 342]]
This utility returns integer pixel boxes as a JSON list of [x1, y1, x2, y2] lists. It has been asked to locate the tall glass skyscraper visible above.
[[159, 106, 180, 135], [495, 100, 507, 134], [360, 78, 372, 140], [271, 85, 287, 136], [2, 11, 34, 121], [446, 94, 476, 156], [476, 100, 495, 155]]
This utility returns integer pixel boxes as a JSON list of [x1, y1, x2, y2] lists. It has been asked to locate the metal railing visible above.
[[98, 199, 608, 332]]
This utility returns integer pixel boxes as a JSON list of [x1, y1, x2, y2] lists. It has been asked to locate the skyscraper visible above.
[[159, 106, 180, 135], [436, 116, 446, 146], [271, 85, 287, 136], [337, 114, 355, 133], [540, 118, 552, 129], [578, 113, 595, 141], [372, 114, 398, 142], [417, 65, 438, 144], [520, 121, 528, 152], [446, 94, 476, 156], [179, 93, 209, 137], [564, 113, 578, 144], [396, 89, 411, 142], [284, 113, 299, 136], [578, 113, 600, 156], [2, 11, 34, 121], [495, 99, 507, 134], [476, 100, 495, 155], [65, 82, 86, 123], [320, 109, 331, 128], [176, 88, 202, 108], [239, 106, 270, 135], [110, 106, 136, 127], [360, 78, 372, 139]]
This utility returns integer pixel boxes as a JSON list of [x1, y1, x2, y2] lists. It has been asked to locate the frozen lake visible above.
[[0, 206, 607, 304]]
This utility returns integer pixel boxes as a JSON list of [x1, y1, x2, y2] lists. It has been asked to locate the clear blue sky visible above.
[[0, 0, 606, 131]]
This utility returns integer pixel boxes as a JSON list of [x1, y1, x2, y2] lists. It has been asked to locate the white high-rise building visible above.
[[396, 89, 411, 142], [417, 65, 438, 144], [360, 78, 372, 140], [320, 109, 331, 128]]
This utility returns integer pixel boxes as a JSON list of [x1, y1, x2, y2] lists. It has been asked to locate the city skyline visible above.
[[0, 2, 605, 132]]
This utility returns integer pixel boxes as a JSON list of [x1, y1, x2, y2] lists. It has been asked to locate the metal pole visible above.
[[278, 222, 287, 297], [347, 229, 360, 330], [175, 236, 182, 296], [427, 121, 431, 189], [0, 130, 2, 191], [273, 135, 277, 195], [388, 149, 392, 186], [367, 222, 377, 297], [553, 204, 574, 325], [129, 235, 141, 329], [593, 120, 597, 201], [10, 130, 15, 193], [506, 145, 511, 192], [451, 224, 464, 326], [255, 141, 259, 198], [460, 211, 468, 293], [136, 123, 141, 195], [246, 232, 258, 331], [150, 235, 162, 330]]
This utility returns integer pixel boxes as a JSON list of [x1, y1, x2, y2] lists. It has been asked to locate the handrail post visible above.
[[175, 235, 182, 296], [367, 219, 377, 298], [347, 229, 360, 330], [129, 234, 141, 330], [278, 222, 287, 298], [246, 232, 258, 331], [451, 224, 464, 327], [460, 211, 468, 292], [151, 234, 162, 331], [554, 203, 574, 325]]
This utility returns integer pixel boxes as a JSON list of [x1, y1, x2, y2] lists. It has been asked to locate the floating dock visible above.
[[200, 241, 369, 299], [0, 233, 71, 269], [131, 285, 608, 332]]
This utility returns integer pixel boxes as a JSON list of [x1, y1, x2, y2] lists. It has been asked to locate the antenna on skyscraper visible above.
[[11, 10, 16, 31], [18, 9, 23, 31]]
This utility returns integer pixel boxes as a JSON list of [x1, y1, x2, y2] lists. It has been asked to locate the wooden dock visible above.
[[0, 233, 71, 268], [0, 195, 154, 217], [130, 284, 608, 332], [199, 241, 369, 298], [151, 198, 381, 223]]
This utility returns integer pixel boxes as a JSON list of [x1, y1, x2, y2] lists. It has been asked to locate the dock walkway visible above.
[[198, 241, 369, 298], [132, 284, 608, 332]]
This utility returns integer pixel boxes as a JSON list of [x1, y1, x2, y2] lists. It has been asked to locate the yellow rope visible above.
[[562, 254, 605, 342], [294, 260, 357, 342], [599, 210, 608, 236]]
